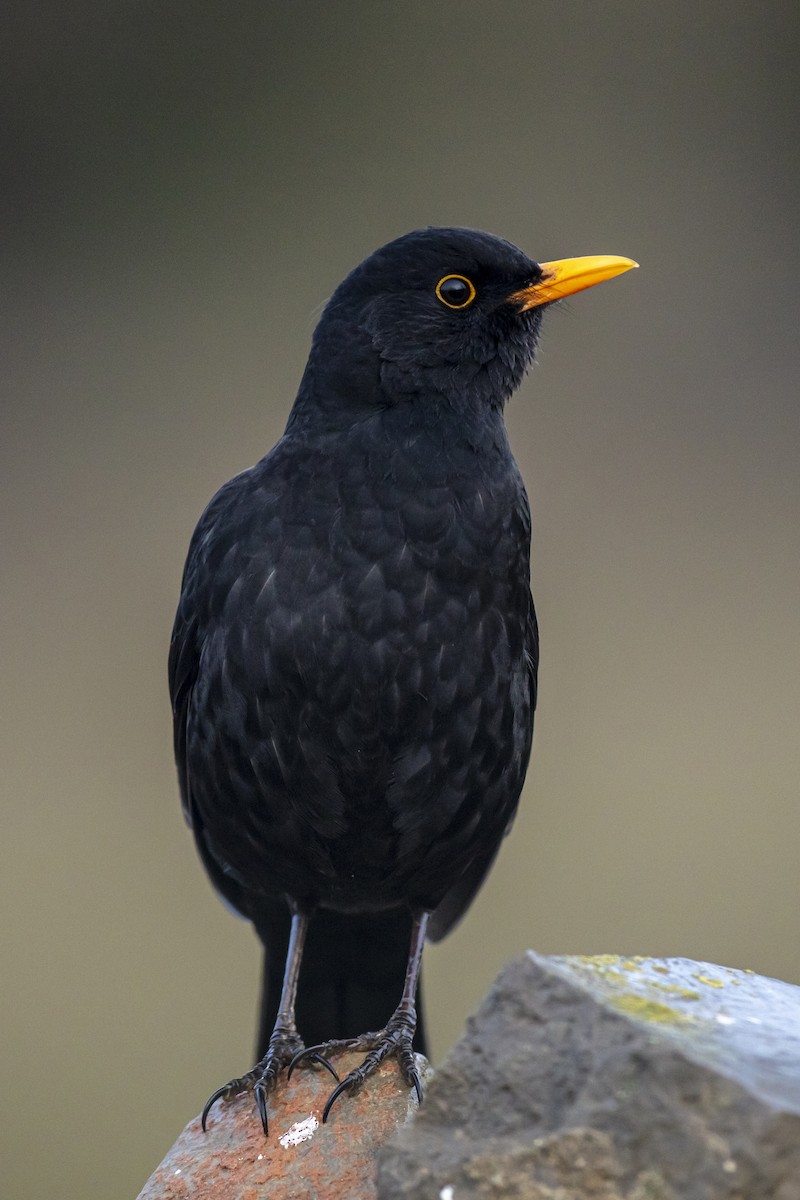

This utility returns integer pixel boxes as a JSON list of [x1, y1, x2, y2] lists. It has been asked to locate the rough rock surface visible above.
[[137, 1052, 428, 1200], [378, 953, 800, 1200]]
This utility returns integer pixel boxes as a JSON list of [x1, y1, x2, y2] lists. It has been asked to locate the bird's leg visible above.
[[202, 909, 336, 1135], [288, 911, 429, 1122]]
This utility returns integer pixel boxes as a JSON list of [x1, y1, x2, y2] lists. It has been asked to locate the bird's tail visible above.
[[253, 903, 427, 1059]]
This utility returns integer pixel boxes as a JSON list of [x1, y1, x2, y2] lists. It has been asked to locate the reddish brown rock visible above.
[[138, 1053, 428, 1200]]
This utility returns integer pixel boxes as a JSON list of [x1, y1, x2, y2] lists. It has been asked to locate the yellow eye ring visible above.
[[435, 274, 476, 310]]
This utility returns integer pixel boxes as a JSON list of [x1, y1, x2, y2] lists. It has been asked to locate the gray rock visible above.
[[378, 953, 800, 1200]]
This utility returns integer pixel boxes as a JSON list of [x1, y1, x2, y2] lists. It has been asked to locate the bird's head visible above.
[[295, 227, 636, 428]]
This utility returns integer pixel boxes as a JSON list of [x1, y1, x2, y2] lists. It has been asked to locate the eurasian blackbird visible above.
[[168, 227, 636, 1132]]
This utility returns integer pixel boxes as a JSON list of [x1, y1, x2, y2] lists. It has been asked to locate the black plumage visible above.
[[168, 227, 635, 1131]]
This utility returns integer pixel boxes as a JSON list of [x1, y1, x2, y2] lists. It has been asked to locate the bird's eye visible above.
[[435, 274, 476, 310]]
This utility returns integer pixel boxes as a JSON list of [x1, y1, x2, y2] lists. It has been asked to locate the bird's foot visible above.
[[287, 1008, 422, 1123], [201, 1026, 338, 1136]]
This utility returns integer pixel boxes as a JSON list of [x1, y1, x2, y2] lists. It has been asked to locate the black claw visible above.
[[287, 1043, 332, 1080], [304, 1052, 340, 1083], [322, 1077, 354, 1124], [255, 1084, 269, 1137], [286, 1047, 309, 1078], [201, 1084, 228, 1131], [410, 1070, 423, 1106]]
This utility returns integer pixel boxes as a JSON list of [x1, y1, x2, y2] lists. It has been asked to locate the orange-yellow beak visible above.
[[509, 255, 638, 310]]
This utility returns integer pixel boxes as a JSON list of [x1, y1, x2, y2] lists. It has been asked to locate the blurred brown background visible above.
[[2, 2, 799, 1196]]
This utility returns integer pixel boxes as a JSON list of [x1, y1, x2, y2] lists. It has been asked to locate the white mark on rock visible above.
[[723, 1159, 737, 1173], [257, 1153, 264, 1160], [716, 1014, 735, 1025], [173, 1168, 181, 1175], [279, 1114, 319, 1148], [440, 1187, 455, 1200]]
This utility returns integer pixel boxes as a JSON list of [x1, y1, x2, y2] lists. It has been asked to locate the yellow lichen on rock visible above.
[[609, 995, 691, 1025], [577, 954, 624, 968], [649, 983, 701, 1001]]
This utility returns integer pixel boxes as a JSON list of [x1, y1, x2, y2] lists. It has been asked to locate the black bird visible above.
[[168, 228, 636, 1132]]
